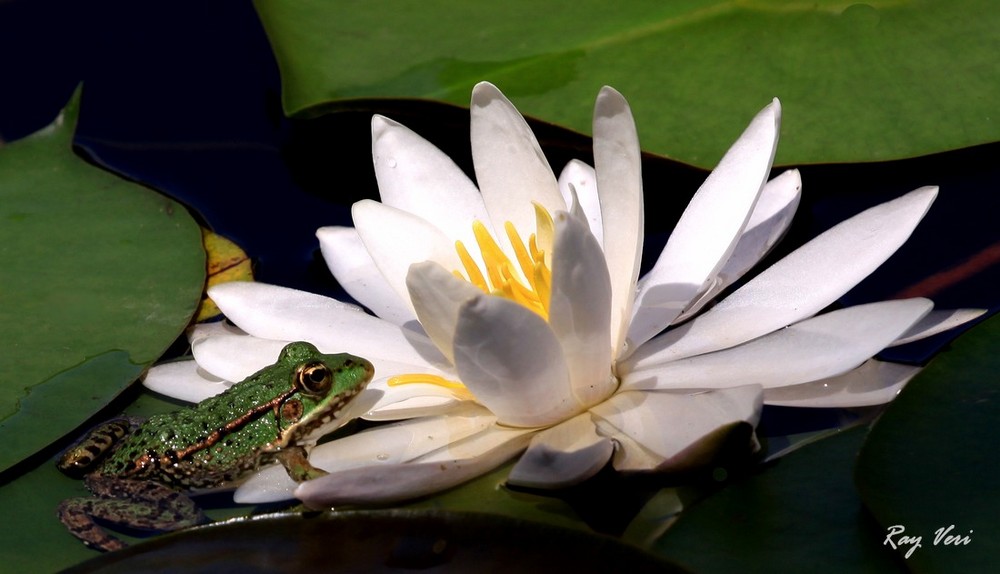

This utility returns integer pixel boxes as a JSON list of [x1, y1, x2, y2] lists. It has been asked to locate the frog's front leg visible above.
[[57, 476, 207, 552], [274, 446, 329, 482]]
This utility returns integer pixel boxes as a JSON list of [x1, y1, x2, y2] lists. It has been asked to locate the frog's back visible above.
[[100, 373, 291, 488]]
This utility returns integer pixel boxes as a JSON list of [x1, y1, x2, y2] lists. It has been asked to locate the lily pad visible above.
[[253, 0, 1000, 167], [0, 88, 205, 473], [61, 510, 684, 573], [856, 315, 1000, 572], [648, 426, 902, 572]]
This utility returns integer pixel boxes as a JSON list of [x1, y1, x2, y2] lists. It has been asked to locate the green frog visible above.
[[56, 341, 374, 552]]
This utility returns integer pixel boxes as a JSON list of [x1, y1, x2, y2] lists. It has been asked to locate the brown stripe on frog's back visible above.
[[108, 386, 301, 486]]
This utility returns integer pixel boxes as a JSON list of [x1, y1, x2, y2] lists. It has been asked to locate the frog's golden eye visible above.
[[296, 362, 332, 395]]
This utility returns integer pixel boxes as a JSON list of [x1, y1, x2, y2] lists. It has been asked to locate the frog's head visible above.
[[273, 341, 374, 445]]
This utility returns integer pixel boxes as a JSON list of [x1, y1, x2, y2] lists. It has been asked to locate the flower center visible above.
[[453, 203, 554, 320], [386, 204, 556, 396]]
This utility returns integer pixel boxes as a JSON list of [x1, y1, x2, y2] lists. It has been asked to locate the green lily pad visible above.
[[648, 426, 903, 572], [0, 88, 205, 473], [253, 0, 1000, 167], [856, 315, 999, 572], [0, 387, 246, 573]]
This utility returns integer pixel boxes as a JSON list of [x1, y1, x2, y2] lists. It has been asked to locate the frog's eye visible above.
[[296, 362, 332, 395]]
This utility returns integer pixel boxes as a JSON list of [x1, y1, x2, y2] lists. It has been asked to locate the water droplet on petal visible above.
[[376, 453, 389, 461], [386, 158, 397, 168]]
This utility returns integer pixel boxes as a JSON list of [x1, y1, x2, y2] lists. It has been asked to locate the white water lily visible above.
[[144, 82, 982, 507]]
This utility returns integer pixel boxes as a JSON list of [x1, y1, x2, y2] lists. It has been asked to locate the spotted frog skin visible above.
[[56, 341, 374, 552]]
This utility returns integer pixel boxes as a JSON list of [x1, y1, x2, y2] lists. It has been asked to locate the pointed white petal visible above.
[[470, 82, 564, 252], [142, 360, 230, 403], [593, 86, 644, 359], [316, 226, 416, 326], [548, 212, 615, 407], [889, 308, 986, 346], [624, 298, 932, 389], [371, 115, 489, 241], [187, 320, 241, 344], [558, 159, 603, 245], [313, 406, 497, 469], [508, 413, 613, 489], [406, 261, 483, 365], [628, 100, 781, 350], [294, 429, 530, 507], [591, 385, 763, 472], [674, 169, 802, 322], [627, 187, 939, 367], [352, 199, 464, 307], [208, 281, 449, 371], [452, 295, 576, 427], [764, 359, 921, 408]]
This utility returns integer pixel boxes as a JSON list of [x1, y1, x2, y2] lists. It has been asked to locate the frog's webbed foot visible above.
[[57, 476, 208, 552], [275, 446, 329, 483]]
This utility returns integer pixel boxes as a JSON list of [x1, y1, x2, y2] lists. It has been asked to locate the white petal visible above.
[[208, 281, 449, 371], [142, 360, 230, 403], [627, 187, 939, 367], [624, 298, 932, 389], [293, 426, 531, 507], [548, 212, 615, 407], [675, 169, 802, 322], [764, 359, 921, 408], [558, 159, 603, 245], [452, 295, 577, 427], [406, 261, 483, 365], [591, 385, 763, 472], [233, 464, 299, 503], [234, 406, 497, 503], [593, 86, 644, 358], [371, 115, 489, 247], [364, 361, 471, 421], [364, 394, 465, 421], [187, 320, 240, 344], [352, 199, 464, 308], [316, 226, 416, 326], [470, 82, 565, 259], [316, 406, 497, 469], [192, 333, 288, 382], [508, 413, 613, 489], [628, 100, 780, 351], [889, 308, 986, 346]]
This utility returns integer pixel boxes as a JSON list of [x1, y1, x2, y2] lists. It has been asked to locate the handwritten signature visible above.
[[884, 524, 973, 559]]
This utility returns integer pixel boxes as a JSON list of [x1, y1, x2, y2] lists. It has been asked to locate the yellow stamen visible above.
[[472, 221, 508, 290], [532, 202, 554, 269], [505, 221, 534, 281], [455, 240, 488, 290], [450, 205, 556, 321], [387, 373, 476, 400], [388, 373, 467, 390]]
